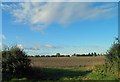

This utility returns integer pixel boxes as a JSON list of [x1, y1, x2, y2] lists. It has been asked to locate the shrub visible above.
[[2, 46, 31, 80], [106, 40, 120, 65], [106, 38, 120, 78]]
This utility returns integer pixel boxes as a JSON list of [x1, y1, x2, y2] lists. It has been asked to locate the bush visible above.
[[106, 38, 120, 78], [106, 40, 120, 65], [2, 46, 31, 80]]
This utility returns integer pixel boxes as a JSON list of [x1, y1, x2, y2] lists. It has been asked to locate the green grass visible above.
[[86, 64, 119, 80], [3, 67, 91, 81], [40, 68, 92, 80], [3, 66, 120, 81]]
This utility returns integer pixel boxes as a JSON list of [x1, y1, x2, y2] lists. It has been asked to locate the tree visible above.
[[88, 53, 91, 56], [91, 53, 94, 56], [35, 55, 40, 57], [93, 52, 97, 56], [2, 46, 31, 79], [73, 53, 76, 56], [106, 38, 120, 78], [56, 53, 60, 57]]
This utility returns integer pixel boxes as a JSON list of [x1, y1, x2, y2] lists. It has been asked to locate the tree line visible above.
[[28, 52, 104, 57]]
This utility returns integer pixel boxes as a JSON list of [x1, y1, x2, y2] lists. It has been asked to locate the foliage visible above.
[[4, 66, 120, 81], [87, 64, 118, 80], [2, 46, 31, 80], [106, 38, 120, 65], [105, 38, 120, 78], [56, 53, 61, 57], [86, 38, 120, 80], [35, 55, 40, 57]]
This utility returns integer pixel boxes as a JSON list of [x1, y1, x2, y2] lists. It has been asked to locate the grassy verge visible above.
[[86, 64, 119, 80], [2, 65, 120, 81], [2, 67, 91, 81]]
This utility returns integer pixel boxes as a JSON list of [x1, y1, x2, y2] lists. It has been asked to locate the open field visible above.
[[23, 56, 118, 80], [29, 56, 105, 68], [3, 56, 119, 81]]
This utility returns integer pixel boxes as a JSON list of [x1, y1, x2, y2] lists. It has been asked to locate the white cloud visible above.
[[0, 43, 60, 50], [16, 44, 24, 49], [0, 34, 6, 40], [29, 44, 60, 50], [28, 44, 41, 50], [44, 44, 57, 48], [3, 2, 117, 31], [2, 3, 18, 10], [16, 44, 60, 50]]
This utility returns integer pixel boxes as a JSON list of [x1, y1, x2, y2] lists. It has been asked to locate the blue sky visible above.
[[1, 2, 118, 55]]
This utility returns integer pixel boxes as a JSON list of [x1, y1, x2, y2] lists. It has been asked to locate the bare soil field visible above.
[[29, 56, 105, 68]]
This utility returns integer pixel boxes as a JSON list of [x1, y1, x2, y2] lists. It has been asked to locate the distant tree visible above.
[[56, 53, 60, 57], [88, 53, 91, 56], [35, 55, 40, 57], [46, 55, 50, 57], [66, 55, 70, 57], [31, 55, 34, 57], [97, 53, 100, 56], [51, 55, 56, 57], [81, 54, 86, 56], [41, 55, 45, 57], [76, 54, 81, 57], [91, 53, 94, 56], [93, 52, 97, 56], [72, 53, 76, 56]]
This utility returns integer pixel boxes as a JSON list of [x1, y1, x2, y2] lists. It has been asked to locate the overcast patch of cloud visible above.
[[2, 2, 117, 32]]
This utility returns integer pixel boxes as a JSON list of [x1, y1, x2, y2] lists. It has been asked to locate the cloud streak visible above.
[[16, 44, 61, 50], [0, 43, 61, 50], [2, 2, 117, 32]]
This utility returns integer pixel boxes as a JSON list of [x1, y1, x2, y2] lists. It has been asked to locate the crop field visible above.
[[29, 56, 105, 68]]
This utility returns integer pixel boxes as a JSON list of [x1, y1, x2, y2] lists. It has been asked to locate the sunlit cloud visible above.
[[2, 2, 117, 32], [15, 44, 61, 50]]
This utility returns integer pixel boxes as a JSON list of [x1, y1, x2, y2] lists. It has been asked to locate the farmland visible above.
[[29, 56, 105, 68], [26, 56, 118, 81], [3, 54, 119, 81]]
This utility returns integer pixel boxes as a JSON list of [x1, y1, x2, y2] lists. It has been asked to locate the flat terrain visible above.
[[29, 56, 105, 68], [8, 56, 118, 81]]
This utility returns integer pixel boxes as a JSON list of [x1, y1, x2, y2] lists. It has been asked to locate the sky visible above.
[[1, 2, 118, 55]]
